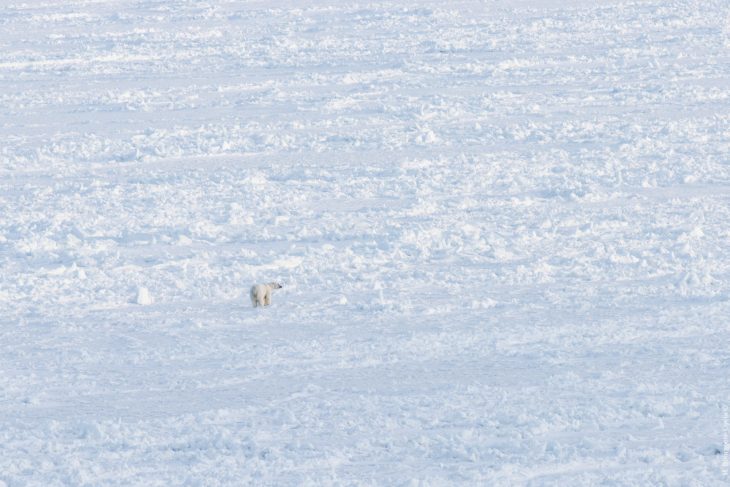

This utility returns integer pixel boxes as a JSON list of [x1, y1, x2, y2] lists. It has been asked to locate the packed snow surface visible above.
[[2, 0, 730, 484]]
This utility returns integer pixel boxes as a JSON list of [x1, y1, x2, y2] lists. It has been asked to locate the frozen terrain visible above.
[[2, 0, 730, 484]]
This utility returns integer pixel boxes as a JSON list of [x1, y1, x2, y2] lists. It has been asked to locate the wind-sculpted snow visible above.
[[1, 0, 730, 484]]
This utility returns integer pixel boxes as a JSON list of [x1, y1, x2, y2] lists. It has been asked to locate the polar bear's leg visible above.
[[264, 288, 271, 306]]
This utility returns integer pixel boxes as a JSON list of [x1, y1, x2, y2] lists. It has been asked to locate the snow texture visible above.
[[2, 0, 730, 484]]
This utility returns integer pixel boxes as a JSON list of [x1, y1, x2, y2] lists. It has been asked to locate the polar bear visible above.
[[250, 282, 282, 307]]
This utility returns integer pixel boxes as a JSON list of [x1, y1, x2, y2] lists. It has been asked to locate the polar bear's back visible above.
[[251, 283, 265, 295]]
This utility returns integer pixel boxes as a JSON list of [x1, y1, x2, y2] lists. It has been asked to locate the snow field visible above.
[[1, 0, 730, 484]]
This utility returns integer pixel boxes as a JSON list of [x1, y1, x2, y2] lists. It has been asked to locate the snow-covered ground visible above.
[[2, 0, 730, 484]]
